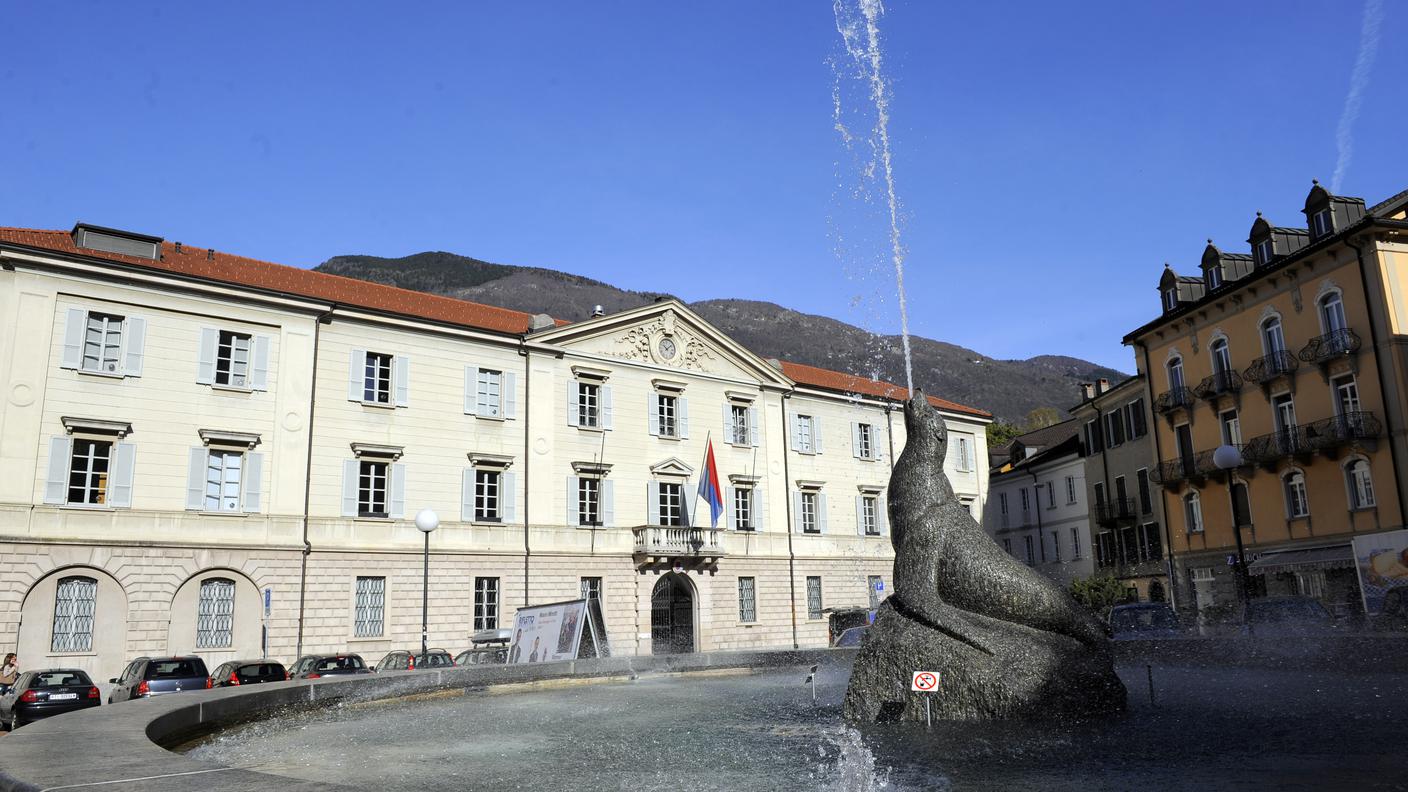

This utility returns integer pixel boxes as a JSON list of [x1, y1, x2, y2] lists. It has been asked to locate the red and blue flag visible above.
[[697, 439, 724, 528]]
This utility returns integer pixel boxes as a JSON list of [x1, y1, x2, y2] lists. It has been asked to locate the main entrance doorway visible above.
[[650, 573, 695, 655]]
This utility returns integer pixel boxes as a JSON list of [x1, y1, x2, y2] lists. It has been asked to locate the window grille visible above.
[[51, 576, 97, 653], [805, 576, 823, 620], [474, 577, 499, 630], [354, 576, 385, 637], [738, 577, 757, 622], [196, 578, 235, 649]]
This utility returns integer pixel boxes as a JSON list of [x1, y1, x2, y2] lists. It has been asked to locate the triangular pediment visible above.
[[527, 300, 793, 387], [649, 457, 695, 477]]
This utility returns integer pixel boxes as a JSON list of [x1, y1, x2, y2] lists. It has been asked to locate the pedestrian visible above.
[[0, 653, 17, 686]]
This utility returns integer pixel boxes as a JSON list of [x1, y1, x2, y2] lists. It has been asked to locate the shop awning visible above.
[[1247, 544, 1355, 576]]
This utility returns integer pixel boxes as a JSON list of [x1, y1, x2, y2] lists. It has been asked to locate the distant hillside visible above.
[[315, 252, 1126, 422]]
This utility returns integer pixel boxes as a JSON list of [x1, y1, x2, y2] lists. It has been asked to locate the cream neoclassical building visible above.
[[0, 223, 990, 681]]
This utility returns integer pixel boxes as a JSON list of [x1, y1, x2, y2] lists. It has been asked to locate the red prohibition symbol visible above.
[[911, 671, 939, 692]]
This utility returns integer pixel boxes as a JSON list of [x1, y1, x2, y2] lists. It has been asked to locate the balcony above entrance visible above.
[[632, 525, 727, 567]]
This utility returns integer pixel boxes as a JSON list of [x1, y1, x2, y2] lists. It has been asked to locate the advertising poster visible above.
[[508, 599, 589, 664], [1353, 528, 1408, 615]]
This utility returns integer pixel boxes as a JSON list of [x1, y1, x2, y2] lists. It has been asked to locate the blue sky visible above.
[[1, 1, 1399, 372]]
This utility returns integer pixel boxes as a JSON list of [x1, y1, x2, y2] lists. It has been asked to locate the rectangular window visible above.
[[474, 577, 499, 630], [1003, 538, 1012, 555], [578, 382, 600, 428], [196, 578, 235, 649], [867, 575, 883, 609], [797, 415, 815, 454], [1137, 469, 1152, 514], [354, 576, 385, 637], [475, 470, 502, 521], [861, 495, 879, 536], [1127, 400, 1147, 439], [801, 492, 819, 534], [1052, 531, 1061, 562], [1024, 535, 1035, 565], [730, 404, 750, 445], [363, 352, 393, 404], [657, 394, 678, 437], [1084, 420, 1104, 454], [1142, 523, 1163, 561], [81, 312, 125, 374], [1093, 481, 1106, 510], [1045, 481, 1056, 509], [659, 482, 684, 526], [204, 450, 243, 512], [358, 460, 389, 518], [1312, 208, 1332, 238], [738, 577, 757, 622], [578, 477, 601, 527], [805, 576, 823, 620], [999, 492, 1008, 514], [580, 577, 603, 603], [1020, 489, 1030, 517], [1105, 411, 1125, 447], [1066, 476, 1077, 504], [734, 487, 754, 531], [1071, 527, 1082, 560], [476, 369, 503, 417], [857, 423, 873, 459], [954, 436, 970, 471], [67, 438, 112, 505], [214, 330, 252, 387], [51, 576, 96, 653], [1256, 238, 1274, 266], [1220, 410, 1242, 447]]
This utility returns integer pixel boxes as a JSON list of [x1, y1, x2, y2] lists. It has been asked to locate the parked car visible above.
[[210, 659, 289, 687], [1242, 596, 1335, 636], [0, 669, 101, 729], [108, 656, 211, 703], [824, 607, 875, 646], [833, 626, 868, 647], [375, 649, 455, 672], [1109, 603, 1184, 640], [455, 629, 512, 666], [288, 654, 371, 680]]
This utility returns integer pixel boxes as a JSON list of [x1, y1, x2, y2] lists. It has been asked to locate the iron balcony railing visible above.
[[1304, 411, 1382, 451], [1298, 328, 1361, 365], [632, 526, 727, 557], [1242, 426, 1310, 466], [1243, 351, 1299, 384], [1150, 456, 1196, 486], [1193, 370, 1244, 401], [1094, 497, 1138, 525], [1154, 386, 1195, 415]]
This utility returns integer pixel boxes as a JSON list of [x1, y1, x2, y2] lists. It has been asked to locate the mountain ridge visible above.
[[313, 251, 1127, 422]]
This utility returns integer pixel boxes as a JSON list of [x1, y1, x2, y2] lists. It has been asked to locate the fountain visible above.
[[844, 393, 1126, 722]]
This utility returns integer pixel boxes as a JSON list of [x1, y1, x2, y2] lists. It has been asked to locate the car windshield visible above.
[[835, 628, 867, 647], [420, 653, 454, 668], [147, 660, 205, 679], [317, 656, 365, 672], [1112, 608, 1178, 631], [1248, 600, 1330, 622], [31, 671, 91, 688]]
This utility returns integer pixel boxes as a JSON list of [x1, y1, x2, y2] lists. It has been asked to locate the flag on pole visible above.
[[697, 438, 724, 528]]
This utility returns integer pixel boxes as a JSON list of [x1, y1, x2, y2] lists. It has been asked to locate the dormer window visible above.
[[1206, 265, 1223, 290], [1161, 287, 1178, 312], [1254, 238, 1274, 267], [1311, 208, 1333, 239]]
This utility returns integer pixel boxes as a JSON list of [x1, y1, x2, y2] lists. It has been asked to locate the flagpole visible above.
[[692, 430, 712, 529]]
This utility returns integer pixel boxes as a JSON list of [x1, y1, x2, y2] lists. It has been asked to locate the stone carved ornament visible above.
[[611, 309, 718, 372]]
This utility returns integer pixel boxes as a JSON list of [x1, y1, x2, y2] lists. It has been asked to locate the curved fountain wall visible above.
[[0, 649, 836, 792]]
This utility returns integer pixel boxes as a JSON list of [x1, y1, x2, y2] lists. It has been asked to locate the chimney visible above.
[[174, 242, 183, 253], [527, 313, 555, 332], [207, 249, 214, 261], [1097, 377, 1111, 394], [591, 305, 605, 318], [1079, 383, 1095, 401]]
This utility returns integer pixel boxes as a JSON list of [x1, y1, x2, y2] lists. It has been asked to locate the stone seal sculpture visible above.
[[844, 391, 1126, 722]]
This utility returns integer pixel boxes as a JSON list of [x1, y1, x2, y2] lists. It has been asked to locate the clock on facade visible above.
[[658, 337, 677, 360]]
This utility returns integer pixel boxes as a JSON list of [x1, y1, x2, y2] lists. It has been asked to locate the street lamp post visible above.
[[415, 508, 440, 659], [1212, 445, 1250, 613]]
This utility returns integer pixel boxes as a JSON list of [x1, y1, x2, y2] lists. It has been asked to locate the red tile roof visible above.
[[779, 360, 991, 419], [0, 226, 992, 418], [0, 227, 546, 335]]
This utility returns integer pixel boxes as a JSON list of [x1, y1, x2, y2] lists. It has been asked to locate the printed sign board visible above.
[[1353, 528, 1408, 615], [911, 671, 939, 692], [508, 598, 610, 664]]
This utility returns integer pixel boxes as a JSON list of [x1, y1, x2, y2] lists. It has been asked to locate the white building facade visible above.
[[0, 224, 991, 682], [983, 423, 1095, 586]]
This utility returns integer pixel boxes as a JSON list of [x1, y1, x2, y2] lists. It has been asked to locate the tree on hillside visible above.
[[1025, 406, 1062, 429], [987, 421, 1023, 447]]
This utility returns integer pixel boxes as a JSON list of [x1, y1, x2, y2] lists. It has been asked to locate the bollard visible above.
[[1146, 664, 1155, 707], [925, 694, 932, 728]]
